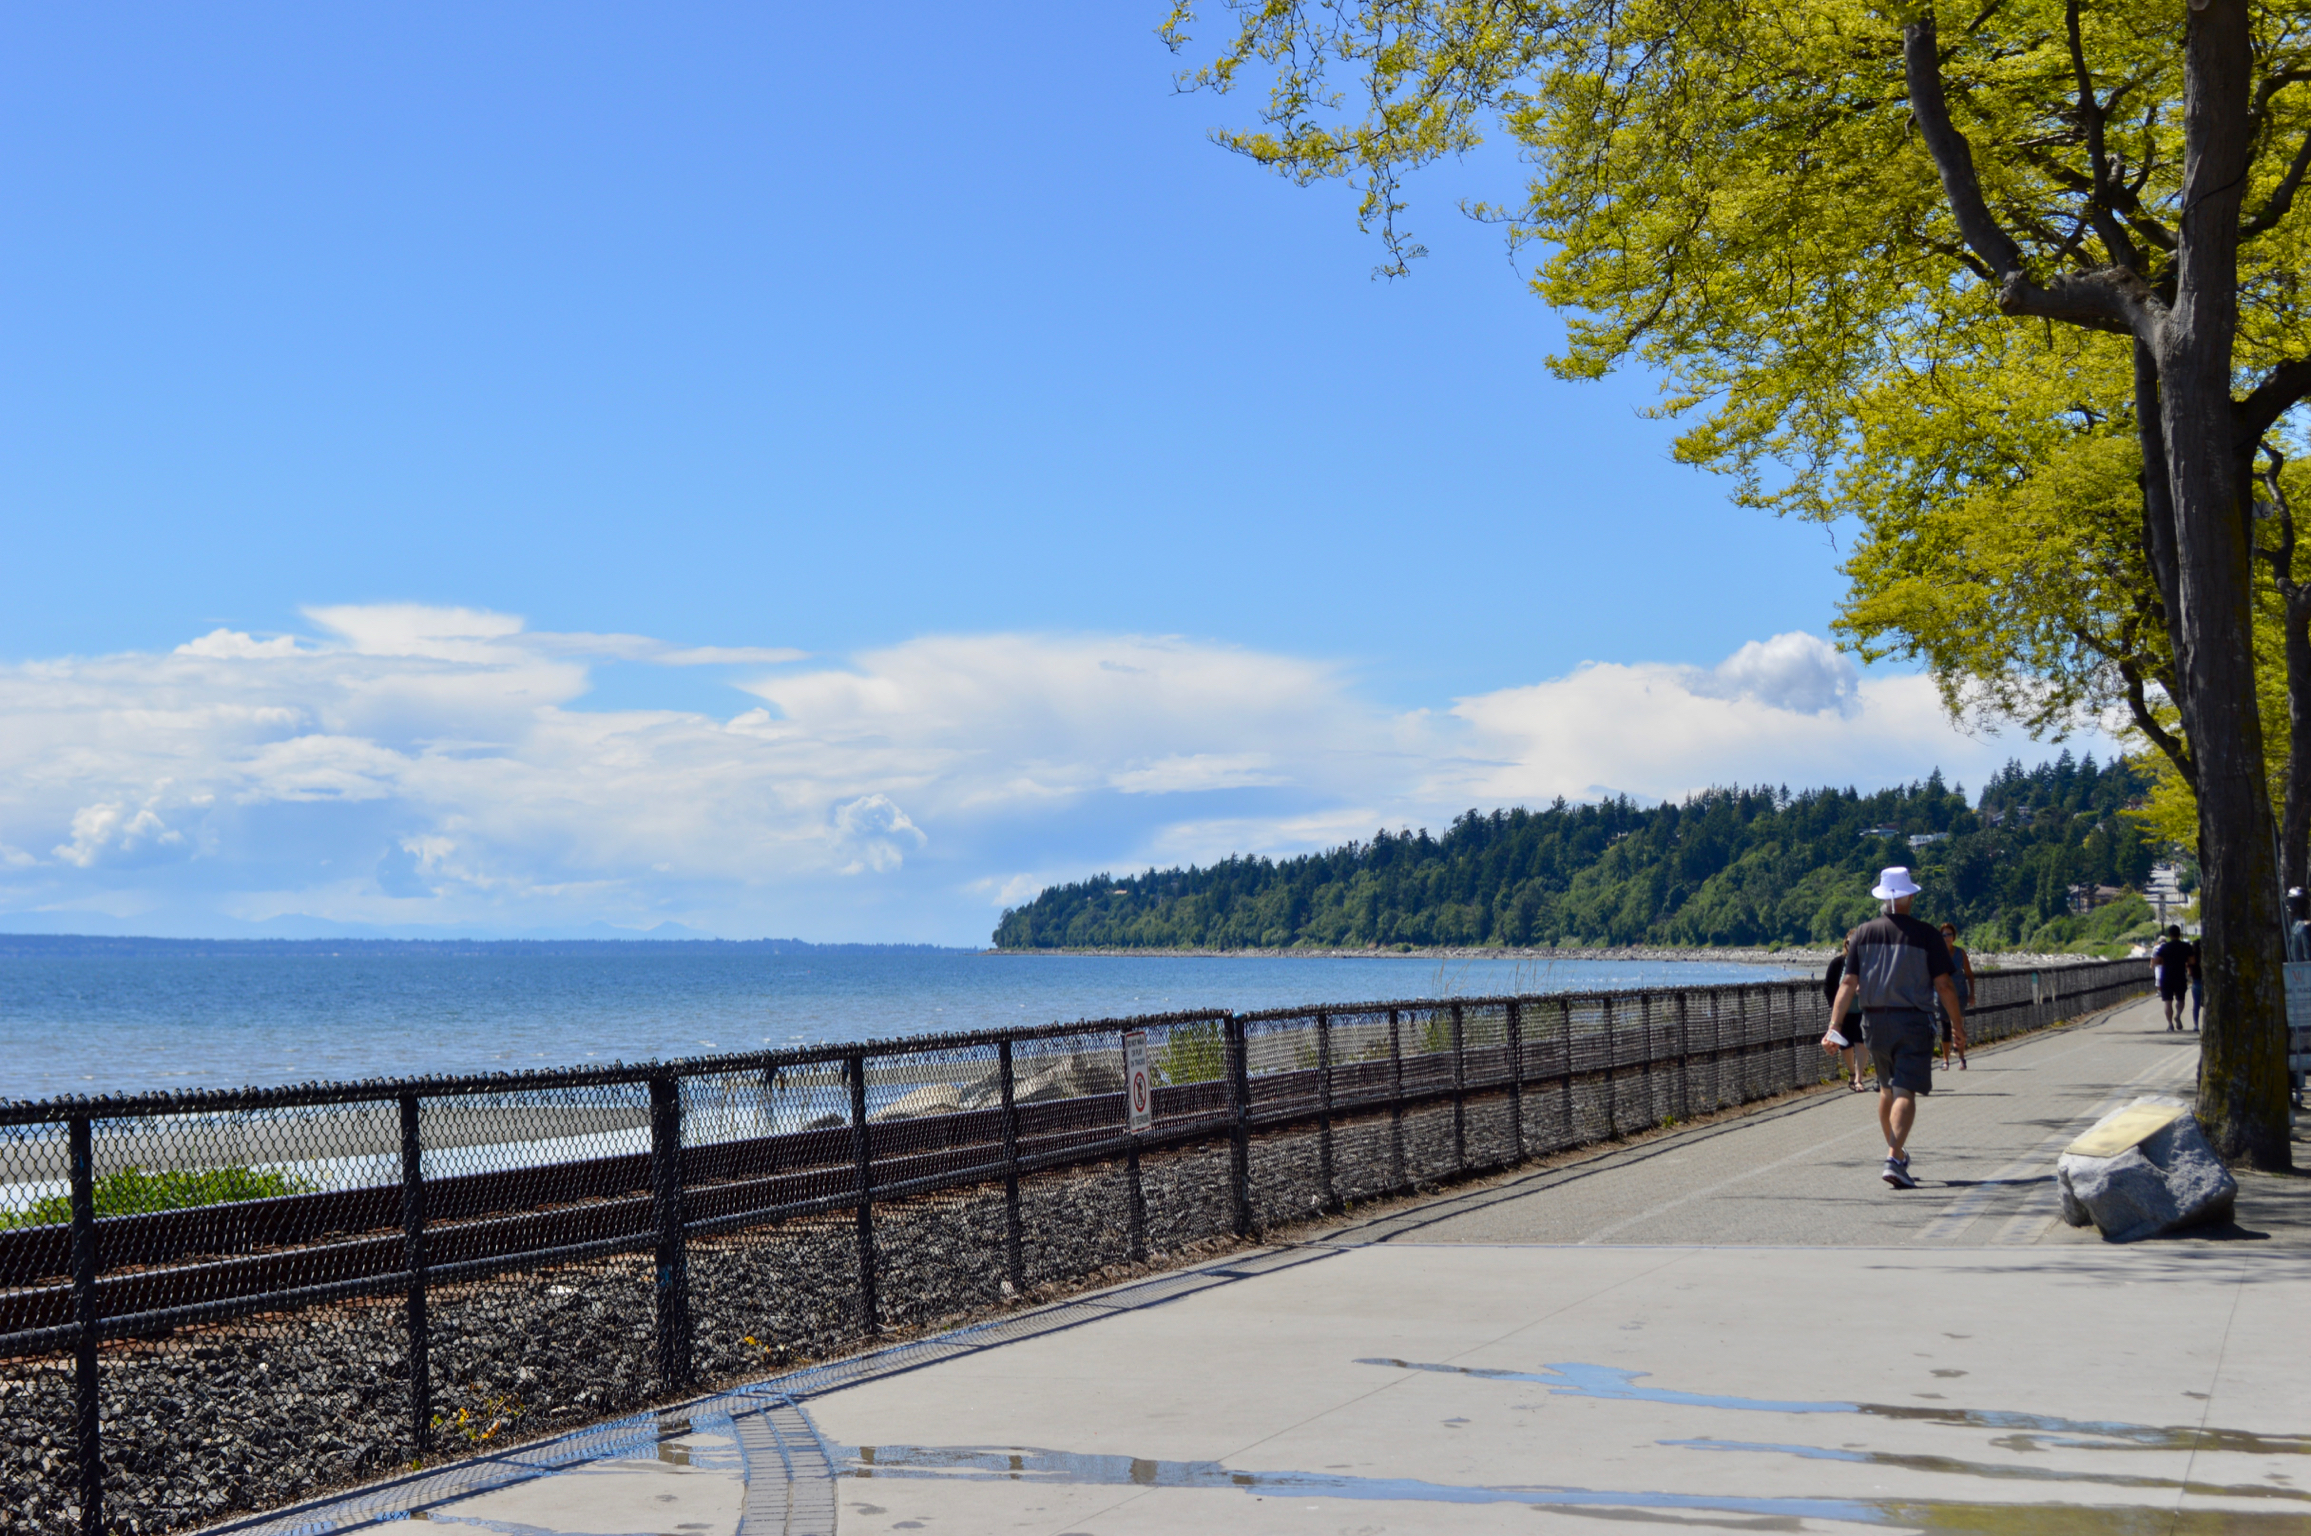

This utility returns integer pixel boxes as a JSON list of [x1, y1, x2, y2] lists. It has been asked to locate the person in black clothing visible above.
[[2186, 941, 2203, 1031], [1936, 921, 1972, 1070], [2152, 926, 2193, 1031], [1819, 954, 1867, 1090], [1824, 867, 1966, 1189]]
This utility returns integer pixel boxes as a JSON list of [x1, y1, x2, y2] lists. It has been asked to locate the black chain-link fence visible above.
[[0, 959, 2148, 1535]]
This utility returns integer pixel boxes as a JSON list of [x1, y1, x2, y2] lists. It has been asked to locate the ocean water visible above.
[[0, 948, 1811, 1103]]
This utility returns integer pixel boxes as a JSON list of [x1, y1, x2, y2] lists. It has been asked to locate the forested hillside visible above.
[[994, 755, 2162, 952]]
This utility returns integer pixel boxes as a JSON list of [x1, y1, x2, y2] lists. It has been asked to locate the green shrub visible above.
[[1156, 1021, 1226, 1084], [0, 1164, 318, 1229]]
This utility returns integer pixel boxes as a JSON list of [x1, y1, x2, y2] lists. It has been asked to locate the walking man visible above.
[[1823, 867, 1965, 1190]]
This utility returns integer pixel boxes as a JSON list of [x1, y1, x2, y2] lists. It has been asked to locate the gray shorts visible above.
[[1868, 1017, 1936, 1096]]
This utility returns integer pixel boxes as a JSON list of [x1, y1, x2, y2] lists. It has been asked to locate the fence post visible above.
[[1603, 996, 1618, 1138], [1706, 988, 1721, 1110], [1639, 993, 1655, 1128], [1449, 1002, 1467, 1174], [649, 1073, 691, 1389], [998, 1040, 1024, 1295], [1387, 1009, 1407, 1189], [1505, 1000, 1524, 1161], [1675, 992, 1691, 1122], [1123, 1025, 1147, 1263], [398, 1092, 431, 1454], [1558, 997, 1574, 1148], [1226, 1015, 1254, 1237], [1125, 1137, 1148, 1263], [1776, 985, 1792, 1089], [68, 1114, 100, 1536], [847, 1051, 877, 1332], [1315, 1010, 1337, 1212]]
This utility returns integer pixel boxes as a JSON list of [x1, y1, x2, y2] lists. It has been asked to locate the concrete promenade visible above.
[[228, 995, 2311, 1536]]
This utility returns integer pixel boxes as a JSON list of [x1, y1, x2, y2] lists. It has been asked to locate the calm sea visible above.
[[0, 948, 1810, 1103]]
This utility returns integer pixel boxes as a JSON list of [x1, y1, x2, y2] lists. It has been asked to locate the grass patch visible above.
[[0, 1164, 318, 1229]]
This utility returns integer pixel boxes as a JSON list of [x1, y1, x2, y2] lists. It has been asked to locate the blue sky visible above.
[[0, 4, 2106, 944]]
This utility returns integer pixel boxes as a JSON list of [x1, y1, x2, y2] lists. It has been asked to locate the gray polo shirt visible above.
[[1843, 911, 1955, 1029]]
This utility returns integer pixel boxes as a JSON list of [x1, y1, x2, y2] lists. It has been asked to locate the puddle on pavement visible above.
[[1360, 1359, 2311, 1456], [1666, 1438, 2311, 1504], [838, 1444, 2311, 1530]]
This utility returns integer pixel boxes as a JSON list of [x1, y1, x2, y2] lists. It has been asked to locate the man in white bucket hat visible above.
[[1823, 866, 1966, 1189]]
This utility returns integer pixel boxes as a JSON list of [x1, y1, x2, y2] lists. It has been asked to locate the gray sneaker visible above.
[[1883, 1156, 1918, 1190]]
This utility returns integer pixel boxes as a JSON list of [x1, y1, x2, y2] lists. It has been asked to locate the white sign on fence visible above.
[[1123, 1030, 1152, 1134]]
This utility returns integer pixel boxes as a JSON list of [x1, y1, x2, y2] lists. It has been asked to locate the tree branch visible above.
[[2066, 0, 2141, 270], [2119, 655, 2196, 789], [1904, 18, 2162, 335], [2261, 442, 2302, 606], [2235, 357, 2311, 450], [1904, 19, 2026, 277], [2243, 125, 2311, 238]]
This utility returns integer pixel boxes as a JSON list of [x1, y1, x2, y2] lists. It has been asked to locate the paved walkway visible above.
[[1307, 993, 2309, 1248], [226, 996, 2311, 1536]]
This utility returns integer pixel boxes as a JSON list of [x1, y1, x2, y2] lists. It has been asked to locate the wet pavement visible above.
[[219, 996, 2311, 1535]]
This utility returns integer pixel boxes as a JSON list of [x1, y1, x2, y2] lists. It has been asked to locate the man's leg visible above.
[[1878, 1087, 1916, 1157]]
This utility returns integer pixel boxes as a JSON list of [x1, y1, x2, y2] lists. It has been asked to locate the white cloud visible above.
[[54, 796, 183, 867], [832, 793, 928, 874], [305, 603, 525, 659], [1690, 631, 1860, 717], [176, 629, 303, 660], [1109, 753, 1284, 795], [1446, 657, 2018, 808], [656, 645, 809, 667], [0, 607, 2104, 940]]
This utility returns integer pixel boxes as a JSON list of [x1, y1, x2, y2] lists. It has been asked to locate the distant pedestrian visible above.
[[1819, 954, 1867, 1090], [2289, 888, 2311, 962], [2185, 940, 2203, 1031], [1936, 922, 1972, 1071], [2153, 926, 2193, 1031], [1824, 867, 1965, 1189]]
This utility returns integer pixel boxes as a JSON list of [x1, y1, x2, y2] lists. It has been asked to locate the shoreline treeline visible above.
[[995, 755, 2160, 954]]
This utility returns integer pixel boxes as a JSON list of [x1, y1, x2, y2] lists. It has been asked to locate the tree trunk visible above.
[[2159, 0, 2291, 1170], [2287, 596, 2311, 894]]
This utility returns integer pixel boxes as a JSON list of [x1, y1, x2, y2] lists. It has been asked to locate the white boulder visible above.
[[2056, 1095, 2236, 1242]]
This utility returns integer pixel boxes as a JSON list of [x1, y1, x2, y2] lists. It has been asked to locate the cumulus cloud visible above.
[[176, 629, 303, 660], [1690, 631, 1860, 717], [0, 607, 2101, 940], [1446, 653, 2007, 809]]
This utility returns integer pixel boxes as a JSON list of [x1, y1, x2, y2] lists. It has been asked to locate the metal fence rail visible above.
[[0, 959, 2148, 1536]]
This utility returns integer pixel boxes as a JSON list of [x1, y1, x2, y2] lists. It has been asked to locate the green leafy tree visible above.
[[1163, 0, 2310, 1165]]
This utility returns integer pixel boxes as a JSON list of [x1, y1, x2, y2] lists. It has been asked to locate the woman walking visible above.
[[1821, 953, 1868, 1090], [1936, 922, 1973, 1070]]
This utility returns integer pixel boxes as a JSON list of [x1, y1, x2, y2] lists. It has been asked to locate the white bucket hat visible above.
[[1871, 866, 1922, 901]]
